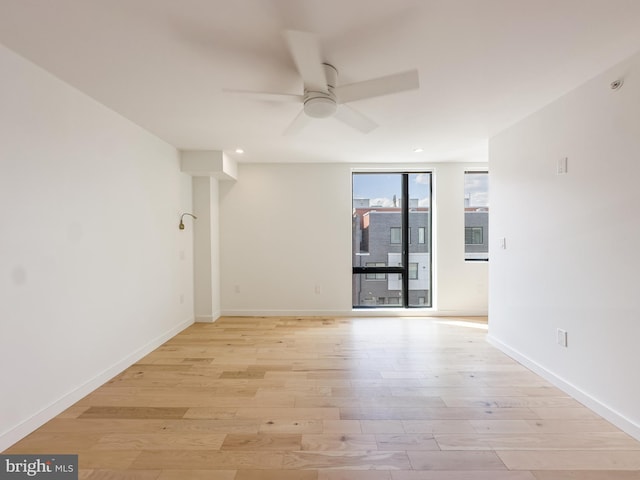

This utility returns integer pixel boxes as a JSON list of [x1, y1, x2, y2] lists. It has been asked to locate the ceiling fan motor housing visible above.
[[303, 63, 338, 118]]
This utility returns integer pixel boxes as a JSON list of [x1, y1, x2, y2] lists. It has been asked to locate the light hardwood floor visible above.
[[5, 316, 640, 479]]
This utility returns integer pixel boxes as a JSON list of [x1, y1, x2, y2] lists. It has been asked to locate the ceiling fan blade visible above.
[[333, 104, 378, 134], [283, 30, 327, 91], [223, 89, 303, 103], [283, 109, 313, 135], [335, 69, 419, 104]]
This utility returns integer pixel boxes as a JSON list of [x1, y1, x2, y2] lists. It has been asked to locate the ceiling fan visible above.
[[225, 30, 420, 134]]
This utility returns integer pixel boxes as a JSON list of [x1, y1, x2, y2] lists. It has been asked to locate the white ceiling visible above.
[[2, 0, 640, 164]]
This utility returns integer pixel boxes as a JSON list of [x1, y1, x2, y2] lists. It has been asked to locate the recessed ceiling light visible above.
[[235, 148, 244, 154], [413, 148, 424, 153]]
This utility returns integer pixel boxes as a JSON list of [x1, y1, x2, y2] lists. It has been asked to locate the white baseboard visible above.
[[0, 317, 194, 451], [221, 309, 348, 317], [221, 308, 487, 318], [487, 334, 640, 442]]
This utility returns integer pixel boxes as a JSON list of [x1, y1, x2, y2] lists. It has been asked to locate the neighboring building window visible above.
[[409, 262, 418, 280], [465, 227, 483, 245], [464, 171, 489, 261], [390, 227, 401, 244], [418, 227, 425, 244], [365, 262, 386, 280]]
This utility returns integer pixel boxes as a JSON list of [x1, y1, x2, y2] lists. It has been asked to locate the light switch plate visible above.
[[557, 328, 568, 347], [557, 157, 568, 175]]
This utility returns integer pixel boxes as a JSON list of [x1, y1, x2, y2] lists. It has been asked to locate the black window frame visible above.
[[352, 172, 432, 308], [464, 170, 489, 262]]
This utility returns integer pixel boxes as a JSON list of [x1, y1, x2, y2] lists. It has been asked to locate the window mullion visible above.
[[401, 174, 409, 308]]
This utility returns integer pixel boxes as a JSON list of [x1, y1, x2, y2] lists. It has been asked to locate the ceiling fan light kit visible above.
[[304, 95, 337, 118]]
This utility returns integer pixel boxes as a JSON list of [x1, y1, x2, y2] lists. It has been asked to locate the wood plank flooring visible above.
[[4, 316, 640, 479]]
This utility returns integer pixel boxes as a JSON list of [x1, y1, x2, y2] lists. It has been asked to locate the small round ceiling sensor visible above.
[[610, 79, 623, 90]]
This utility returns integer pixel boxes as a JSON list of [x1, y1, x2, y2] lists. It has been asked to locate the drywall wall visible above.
[[0, 44, 194, 450], [489, 50, 640, 438], [434, 163, 489, 314], [219, 162, 488, 316], [193, 176, 221, 322]]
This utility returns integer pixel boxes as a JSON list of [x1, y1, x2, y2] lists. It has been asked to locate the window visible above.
[[465, 227, 483, 245], [352, 172, 432, 308], [365, 262, 386, 280], [409, 262, 418, 280], [390, 227, 401, 244], [464, 171, 489, 261]]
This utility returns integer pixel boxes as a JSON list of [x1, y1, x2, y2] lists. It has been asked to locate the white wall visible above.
[[489, 50, 640, 438], [219, 162, 488, 316], [0, 44, 194, 450], [193, 176, 221, 322], [434, 164, 489, 314]]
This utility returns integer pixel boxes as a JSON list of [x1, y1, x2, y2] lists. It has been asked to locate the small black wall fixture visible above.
[[179, 213, 197, 230]]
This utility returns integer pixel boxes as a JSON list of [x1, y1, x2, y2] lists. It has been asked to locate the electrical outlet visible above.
[[557, 328, 568, 347], [314, 284, 322, 294], [234, 285, 240, 294]]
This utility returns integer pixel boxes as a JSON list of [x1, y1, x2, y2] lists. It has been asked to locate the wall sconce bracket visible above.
[[179, 213, 197, 230]]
